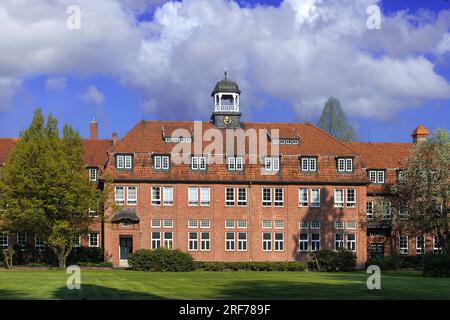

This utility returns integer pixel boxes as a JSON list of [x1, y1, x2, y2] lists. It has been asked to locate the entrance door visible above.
[[119, 236, 133, 267], [370, 244, 384, 259]]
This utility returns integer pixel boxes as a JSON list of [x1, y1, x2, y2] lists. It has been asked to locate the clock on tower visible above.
[[211, 70, 242, 129]]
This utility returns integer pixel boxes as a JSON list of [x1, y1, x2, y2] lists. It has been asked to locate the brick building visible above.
[[0, 74, 441, 268]]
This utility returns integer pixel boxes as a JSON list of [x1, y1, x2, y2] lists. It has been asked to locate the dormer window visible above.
[[165, 136, 192, 143], [300, 157, 317, 172], [88, 168, 97, 181], [116, 155, 132, 170], [264, 157, 280, 172], [397, 170, 405, 182], [368, 170, 385, 184], [191, 156, 207, 171], [227, 156, 244, 171], [337, 158, 353, 172], [154, 155, 170, 170]]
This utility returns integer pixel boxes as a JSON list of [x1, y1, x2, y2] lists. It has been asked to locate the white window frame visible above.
[[151, 219, 161, 228], [236, 157, 244, 171], [151, 231, 161, 250], [188, 187, 199, 206], [35, 235, 45, 250], [311, 188, 320, 207], [88, 168, 97, 182], [299, 188, 308, 207], [366, 201, 374, 220], [345, 158, 353, 172], [200, 220, 210, 228], [237, 220, 247, 229], [116, 155, 124, 169], [299, 221, 309, 229], [310, 221, 320, 229], [262, 188, 272, 207], [163, 186, 173, 206], [200, 187, 210, 206], [334, 221, 345, 230], [346, 189, 356, 208], [151, 186, 161, 206], [163, 220, 173, 228], [399, 235, 408, 254], [225, 187, 235, 206], [334, 189, 344, 208], [311, 233, 320, 251], [237, 232, 247, 251], [188, 220, 199, 228], [262, 232, 272, 251], [225, 232, 235, 251], [299, 233, 309, 252], [114, 186, 125, 205], [0, 232, 8, 249], [127, 186, 137, 205], [124, 155, 132, 169], [237, 187, 247, 206], [416, 236, 424, 255], [88, 233, 99, 248], [262, 220, 272, 229], [201, 232, 210, 251], [17, 233, 27, 248], [274, 188, 284, 207], [274, 233, 284, 251], [188, 232, 199, 251], [434, 236, 443, 254], [334, 233, 344, 250], [225, 220, 235, 229], [346, 233, 356, 252], [264, 157, 280, 172], [274, 220, 284, 229], [163, 232, 173, 249]]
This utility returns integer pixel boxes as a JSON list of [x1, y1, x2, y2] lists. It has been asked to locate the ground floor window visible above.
[[225, 232, 235, 251], [274, 233, 284, 251], [0, 232, 8, 249], [237, 232, 247, 251], [262, 233, 272, 251], [201, 232, 210, 251], [88, 233, 99, 248], [311, 233, 320, 251], [164, 232, 173, 249], [346, 233, 356, 252], [299, 233, 308, 252], [434, 236, 443, 254], [399, 235, 408, 254], [35, 235, 45, 250], [188, 232, 198, 251], [416, 236, 424, 255], [151, 232, 161, 249], [17, 233, 27, 248], [335, 233, 344, 250]]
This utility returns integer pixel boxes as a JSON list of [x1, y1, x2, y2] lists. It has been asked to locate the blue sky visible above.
[[0, 0, 449, 142]]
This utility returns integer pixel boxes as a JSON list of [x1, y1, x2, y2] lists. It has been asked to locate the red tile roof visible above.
[[0, 138, 111, 168], [346, 142, 413, 169]]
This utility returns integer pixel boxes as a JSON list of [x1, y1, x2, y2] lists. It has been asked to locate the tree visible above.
[[0, 109, 99, 268], [391, 128, 450, 256], [317, 97, 355, 141]]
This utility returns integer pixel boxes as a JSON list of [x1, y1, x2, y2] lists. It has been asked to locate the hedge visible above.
[[310, 250, 356, 272], [128, 248, 196, 272], [423, 255, 450, 277], [195, 261, 308, 271]]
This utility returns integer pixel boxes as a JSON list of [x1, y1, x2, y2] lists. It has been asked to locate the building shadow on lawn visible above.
[[0, 289, 30, 300], [53, 284, 164, 300]]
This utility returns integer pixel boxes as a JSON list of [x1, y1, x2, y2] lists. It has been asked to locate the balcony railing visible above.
[[214, 104, 238, 112]]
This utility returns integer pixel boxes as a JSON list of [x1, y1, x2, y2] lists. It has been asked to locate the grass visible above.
[[0, 269, 449, 300]]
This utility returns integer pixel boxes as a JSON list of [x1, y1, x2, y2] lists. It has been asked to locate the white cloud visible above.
[[0, 77, 22, 111], [45, 76, 67, 91], [0, 0, 449, 120], [81, 85, 105, 105]]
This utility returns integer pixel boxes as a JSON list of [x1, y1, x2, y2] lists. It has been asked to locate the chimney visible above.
[[90, 118, 98, 140], [112, 132, 118, 145], [411, 125, 429, 143]]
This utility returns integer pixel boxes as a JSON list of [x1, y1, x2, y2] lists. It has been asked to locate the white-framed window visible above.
[[188, 220, 199, 228], [17, 233, 27, 248], [274, 188, 284, 207], [151, 219, 161, 228], [311, 188, 320, 207], [201, 232, 210, 251], [88, 208, 98, 217], [399, 235, 408, 254], [299, 188, 308, 207], [154, 155, 170, 170], [127, 186, 137, 205], [337, 158, 352, 172], [369, 170, 385, 183], [416, 236, 424, 255], [188, 187, 199, 206], [346, 221, 357, 229], [88, 233, 99, 248], [264, 157, 280, 172], [116, 155, 124, 169], [334, 221, 345, 229], [73, 235, 81, 248], [115, 186, 125, 205], [237, 232, 247, 251], [311, 233, 320, 251], [88, 168, 97, 182], [200, 187, 210, 206], [151, 232, 161, 249], [237, 188, 247, 206], [310, 221, 320, 229], [225, 220, 235, 229], [299, 233, 308, 252], [188, 232, 198, 251], [274, 220, 284, 229], [433, 236, 443, 254], [274, 233, 284, 251], [335, 233, 344, 250], [262, 233, 272, 251], [227, 156, 244, 171], [117, 155, 132, 169], [334, 189, 344, 208], [237, 220, 247, 229], [124, 155, 132, 169], [163, 220, 173, 228], [163, 232, 173, 249], [366, 201, 374, 220], [191, 156, 207, 171], [346, 233, 356, 251], [151, 187, 161, 205], [346, 189, 356, 208], [262, 188, 272, 206], [301, 157, 317, 172], [163, 187, 173, 206], [35, 235, 45, 250], [262, 220, 272, 229], [200, 220, 211, 229], [398, 170, 405, 182], [299, 221, 309, 229], [225, 232, 235, 251], [382, 202, 392, 220], [0, 232, 8, 249], [225, 187, 235, 206]]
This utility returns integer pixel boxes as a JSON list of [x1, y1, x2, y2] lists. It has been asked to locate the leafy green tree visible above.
[[0, 109, 99, 268], [391, 128, 450, 256], [317, 97, 355, 141]]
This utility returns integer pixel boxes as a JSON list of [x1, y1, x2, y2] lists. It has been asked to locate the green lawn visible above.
[[0, 269, 449, 300]]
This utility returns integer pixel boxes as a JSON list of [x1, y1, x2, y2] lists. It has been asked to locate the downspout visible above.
[[248, 181, 252, 262]]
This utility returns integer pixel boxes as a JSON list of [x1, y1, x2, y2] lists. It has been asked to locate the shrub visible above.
[[128, 248, 195, 272], [67, 247, 104, 264], [77, 261, 113, 268], [195, 261, 308, 272], [423, 255, 450, 277], [311, 250, 356, 272], [366, 255, 424, 271]]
